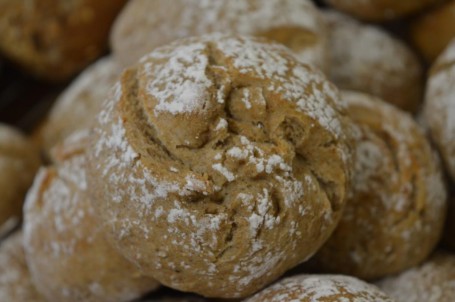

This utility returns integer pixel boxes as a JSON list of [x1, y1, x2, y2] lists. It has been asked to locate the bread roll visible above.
[[0, 0, 127, 81], [325, 0, 439, 21], [111, 0, 328, 71], [324, 10, 423, 112], [0, 124, 41, 237], [423, 38, 455, 183], [0, 231, 46, 302], [23, 130, 159, 302], [36, 56, 120, 154], [88, 34, 353, 298], [377, 252, 455, 302], [313, 91, 447, 279], [246, 274, 394, 302], [411, 0, 455, 63]]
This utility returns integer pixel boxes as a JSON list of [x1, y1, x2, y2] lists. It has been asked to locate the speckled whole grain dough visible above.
[[411, 0, 455, 63], [325, 0, 439, 21], [245, 274, 394, 302], [0, 232, 46, 302], [423, 39, 455, 183], [313, 91, 447, 280], [87, 34, 353, 298], [323, 10, 423, 112], [377, 252, 455, 302], [0, 0, 127, 81], [0, 124, 41, 237], [111, 0, 328, 71], [23, 130, 159, 302], [36, 56, 120, 154]]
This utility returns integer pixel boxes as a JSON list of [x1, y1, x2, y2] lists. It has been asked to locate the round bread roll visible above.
[[324, 10, 423, 112], [111, 0, 328, 71], [324, 0, 439, 22], [377, 252, 455, 302], [0, 0, 126, 81], [411, 0, 455, 63], [23, 130, 159, 302], [246, 274, 394, 302], [36, 56, 120, 154], [0, 231, 46, 302], [0, 124, 41, 237], [423, 39, 455, 183], [313, 91, 447, 279], [88, 34, 353, 298]]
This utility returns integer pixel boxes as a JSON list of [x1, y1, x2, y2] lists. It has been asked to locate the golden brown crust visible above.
[[23, 130, 159, 302], [377, 252, 455, 302], [88, 34, 353, 298], [36, 56, 120, 154], [0, 124, 41, 237], [411, 0, 455, 63], [323, 10, 423, 113], [111, 0, 328, 71], [313, 91, 447, 279], [325, 0, 439, 22], [0, 0, 127, 81], [246, 274, 394, 302], [0, 231, 46, 302]]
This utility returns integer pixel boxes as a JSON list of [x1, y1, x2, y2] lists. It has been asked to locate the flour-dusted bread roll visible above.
[[423, 39, 455, 183], [246, 274, 394, 302], [0, 0, 127, 81], [313, 91, 447, 279], [0, 124, 41, 237], [111, 0, 328, 71], [23, 130, 159, 302], [324, 10, 423, 112], [411, 0, 455, 63], [377, 252, 455, 302], [324, 0, 439, 21], [36, 56, 120, 154], [88, 34, 354, 298], [0, 232, 46, 302]]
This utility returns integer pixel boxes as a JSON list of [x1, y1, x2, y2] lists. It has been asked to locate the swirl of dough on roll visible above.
[[87, 34, 353, 298], [313, 91, 447, 279]]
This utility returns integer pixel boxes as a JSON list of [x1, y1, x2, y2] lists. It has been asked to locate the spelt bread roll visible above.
[[88, 34, 353, 298], [36, 56, 120, 154], [0, 0, 127, 81], [0, 231, 46, 302], [0, 124, 41, 237], [377, 252, 455, 302], [23, 130, 159, 302], [411, 0, 455, 63], [111, 0, 328, 71], [246, 274, 394, 302], [324, 0, 439, 22], [423, 38, 455, 183], [324, 10, 423, 112], [313, 91, 447, 279]]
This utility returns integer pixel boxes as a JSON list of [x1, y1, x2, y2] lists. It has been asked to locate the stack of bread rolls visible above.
[[1, 0, 455, 301]]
